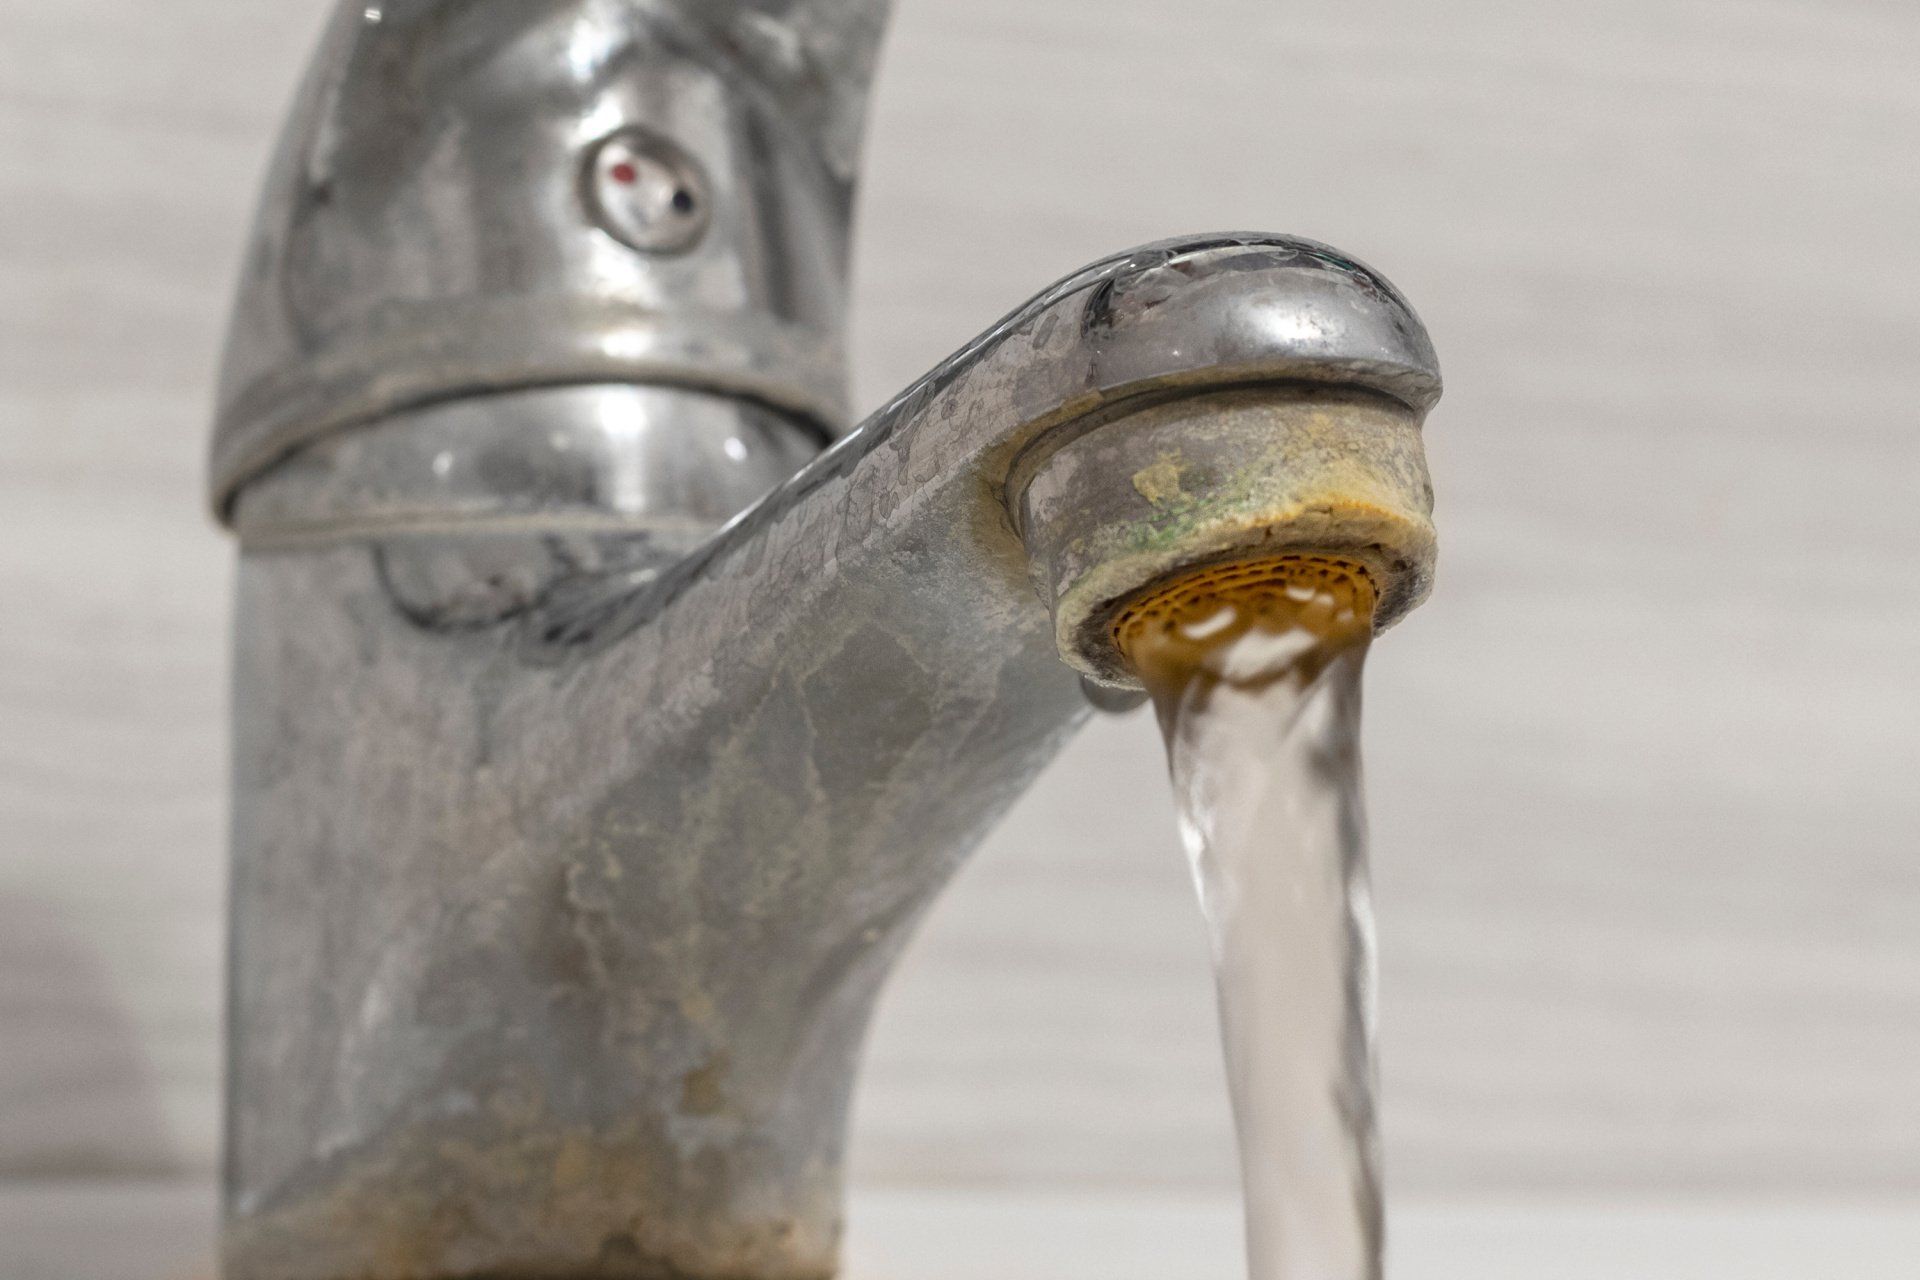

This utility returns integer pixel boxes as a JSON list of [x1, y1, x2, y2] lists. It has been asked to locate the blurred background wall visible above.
[[2, 0, 1917, 1214]]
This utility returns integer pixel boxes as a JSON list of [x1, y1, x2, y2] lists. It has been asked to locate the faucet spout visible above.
[[222, 236, 1438, 1280]]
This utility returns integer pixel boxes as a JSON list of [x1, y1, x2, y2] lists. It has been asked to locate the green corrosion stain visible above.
[[1117, 451, 1278, 558]]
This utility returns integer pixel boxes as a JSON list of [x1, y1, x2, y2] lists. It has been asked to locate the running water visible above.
[[1117, 558, 1382, 1280]]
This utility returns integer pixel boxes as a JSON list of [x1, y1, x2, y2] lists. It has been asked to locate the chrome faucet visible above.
[[211, 3, 1442, 1277]]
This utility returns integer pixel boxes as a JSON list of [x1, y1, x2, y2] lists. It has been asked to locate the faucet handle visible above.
[[209, 0, 896, 524]]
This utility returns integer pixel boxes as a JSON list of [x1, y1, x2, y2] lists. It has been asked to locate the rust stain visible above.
[[680, 1052, 730, 1115], [553, 1130, 595, 1193], [222, 1068, 842, 1280]]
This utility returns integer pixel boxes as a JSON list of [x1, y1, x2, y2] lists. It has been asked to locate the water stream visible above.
[[1119, 559, 1382, 1280]]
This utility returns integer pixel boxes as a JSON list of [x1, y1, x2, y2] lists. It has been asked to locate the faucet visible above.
[[209, 3, 1442, 1277]]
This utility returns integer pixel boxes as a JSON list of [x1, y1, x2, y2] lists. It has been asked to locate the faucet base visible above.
[[222, 510, 1085, 1280], [223, 1102, 842, 1279]]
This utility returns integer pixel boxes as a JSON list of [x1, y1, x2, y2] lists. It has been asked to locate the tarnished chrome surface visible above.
[[211, 0, 892, 517], [211, 4, 1442, 1277], [221, 232, 1440, 1279], [234, 383, 819, 548]]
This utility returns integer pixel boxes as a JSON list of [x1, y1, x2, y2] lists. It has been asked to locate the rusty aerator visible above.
[[1015, 383, 1437, 687]]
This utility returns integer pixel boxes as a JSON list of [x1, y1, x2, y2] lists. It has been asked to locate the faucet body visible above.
[[212, 4, 1441, 1278]]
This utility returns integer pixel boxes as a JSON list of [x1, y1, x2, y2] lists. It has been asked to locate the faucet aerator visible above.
[[1014, 387, 1437, 687]]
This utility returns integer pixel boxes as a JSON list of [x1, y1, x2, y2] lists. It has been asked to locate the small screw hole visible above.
[[670, 187, 696, 214]]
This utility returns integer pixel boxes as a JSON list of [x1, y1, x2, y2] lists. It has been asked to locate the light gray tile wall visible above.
[[2, 0, 1916, 1193]]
